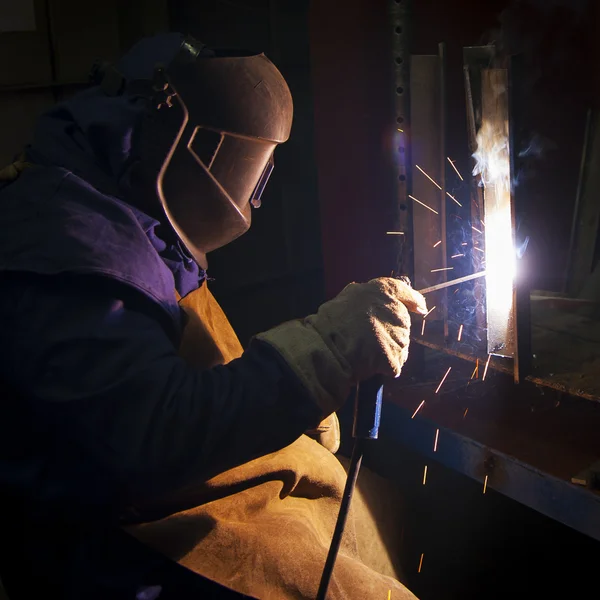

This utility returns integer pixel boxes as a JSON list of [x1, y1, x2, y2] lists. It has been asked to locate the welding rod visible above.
[[418, 271, 486, 295]]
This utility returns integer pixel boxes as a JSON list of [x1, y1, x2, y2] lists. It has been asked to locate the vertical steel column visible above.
[[389, 0, 413, 281], [508, 54, 532, 383], [463, 46, 494, 346], [438, 41, 449, 340]]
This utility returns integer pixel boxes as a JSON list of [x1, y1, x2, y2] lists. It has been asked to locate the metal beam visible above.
[[508, 54, 532, 383], [409, 54, 446, 322], [380, 400, 600, 542], [389, 0, 412, 281]]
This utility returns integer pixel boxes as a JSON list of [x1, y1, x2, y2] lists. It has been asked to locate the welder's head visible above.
[[100, 33, 293, 268]]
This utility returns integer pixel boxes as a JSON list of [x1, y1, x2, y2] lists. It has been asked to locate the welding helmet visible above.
[[99, 35, 293, 268]]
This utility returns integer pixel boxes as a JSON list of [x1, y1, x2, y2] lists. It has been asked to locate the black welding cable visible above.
[[315, 436, 365, 600]]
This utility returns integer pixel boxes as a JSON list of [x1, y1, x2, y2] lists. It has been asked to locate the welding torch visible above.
[[315, 375, 384, 600], [317, 275, 416, 599]]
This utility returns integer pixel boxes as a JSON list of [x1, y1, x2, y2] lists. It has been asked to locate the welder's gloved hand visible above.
[[255, 277, 428, 415]]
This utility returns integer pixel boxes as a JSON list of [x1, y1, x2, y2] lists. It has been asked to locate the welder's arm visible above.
[[255, 277, 428, 415], [0, 273, 323, 513]]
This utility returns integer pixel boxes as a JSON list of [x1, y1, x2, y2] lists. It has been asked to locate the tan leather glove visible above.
[[255, 277, 427, 416]]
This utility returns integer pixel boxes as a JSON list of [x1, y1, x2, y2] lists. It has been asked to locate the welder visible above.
[[0, 33, 426, 599]]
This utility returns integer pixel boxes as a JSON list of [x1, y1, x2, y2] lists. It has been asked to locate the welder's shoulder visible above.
[[0, 165, 145, 274], [0, 166, 178, 319]]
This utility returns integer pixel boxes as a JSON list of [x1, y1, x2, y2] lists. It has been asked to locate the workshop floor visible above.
[[338, 405, 600, 600]]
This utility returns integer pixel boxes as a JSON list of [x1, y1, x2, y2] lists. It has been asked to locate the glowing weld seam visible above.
[[435, 367, 452, 394], [409, 195, 439, 215], [415, 165, 442, 190]]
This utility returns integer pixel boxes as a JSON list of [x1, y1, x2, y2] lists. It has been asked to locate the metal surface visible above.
[[389, 0, 412, 280], [564, 108, 594, 294], [413, 334, 600, 403], [438, 42, 449, 340], [567, 110, 600, 297], [463, 46, 494, 339], [381, 400, 600, 542], [409, 54, 445, 315], [480, 67, 516, 359], [508, 55, 532, 383]]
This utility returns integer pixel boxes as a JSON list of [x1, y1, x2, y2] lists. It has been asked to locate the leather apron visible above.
[[126, 284, 415, 600]]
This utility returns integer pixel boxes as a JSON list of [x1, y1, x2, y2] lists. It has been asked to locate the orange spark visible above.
[[431, 267, 454, 273], [422, 465, 428, 485], [386, 231, 405, 235], [447, 157, 464, 180], [421, 318, 426, 336], [411, 400, 425, 419], [424, 305, 437, 318], [409, 194, 439, 215], [474, 247, 485, 253], [387, 591, 392, 600], [415, 164, 442, 190], [433, 240, 442, 248], [462, 242, 468, 246], [451, 253, 465, 259], [470, 360, 478, 380], [435, 367, 452, 394], [446, 192, 462, 207], [463, 408, 469, 419], [433, 429, 439, 452], [472, 226, 483, 234], [397, 128, 404, 132], [418, 553, 424, 573], [482, 354, 492, 381], [483, 475, 489, 494], [457, 324, 464, 341]]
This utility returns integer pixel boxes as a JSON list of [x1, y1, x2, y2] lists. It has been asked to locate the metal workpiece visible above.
[[380, 393, 600, 543], [507, 54, 532, 383], [438, 42, 449, 340]]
